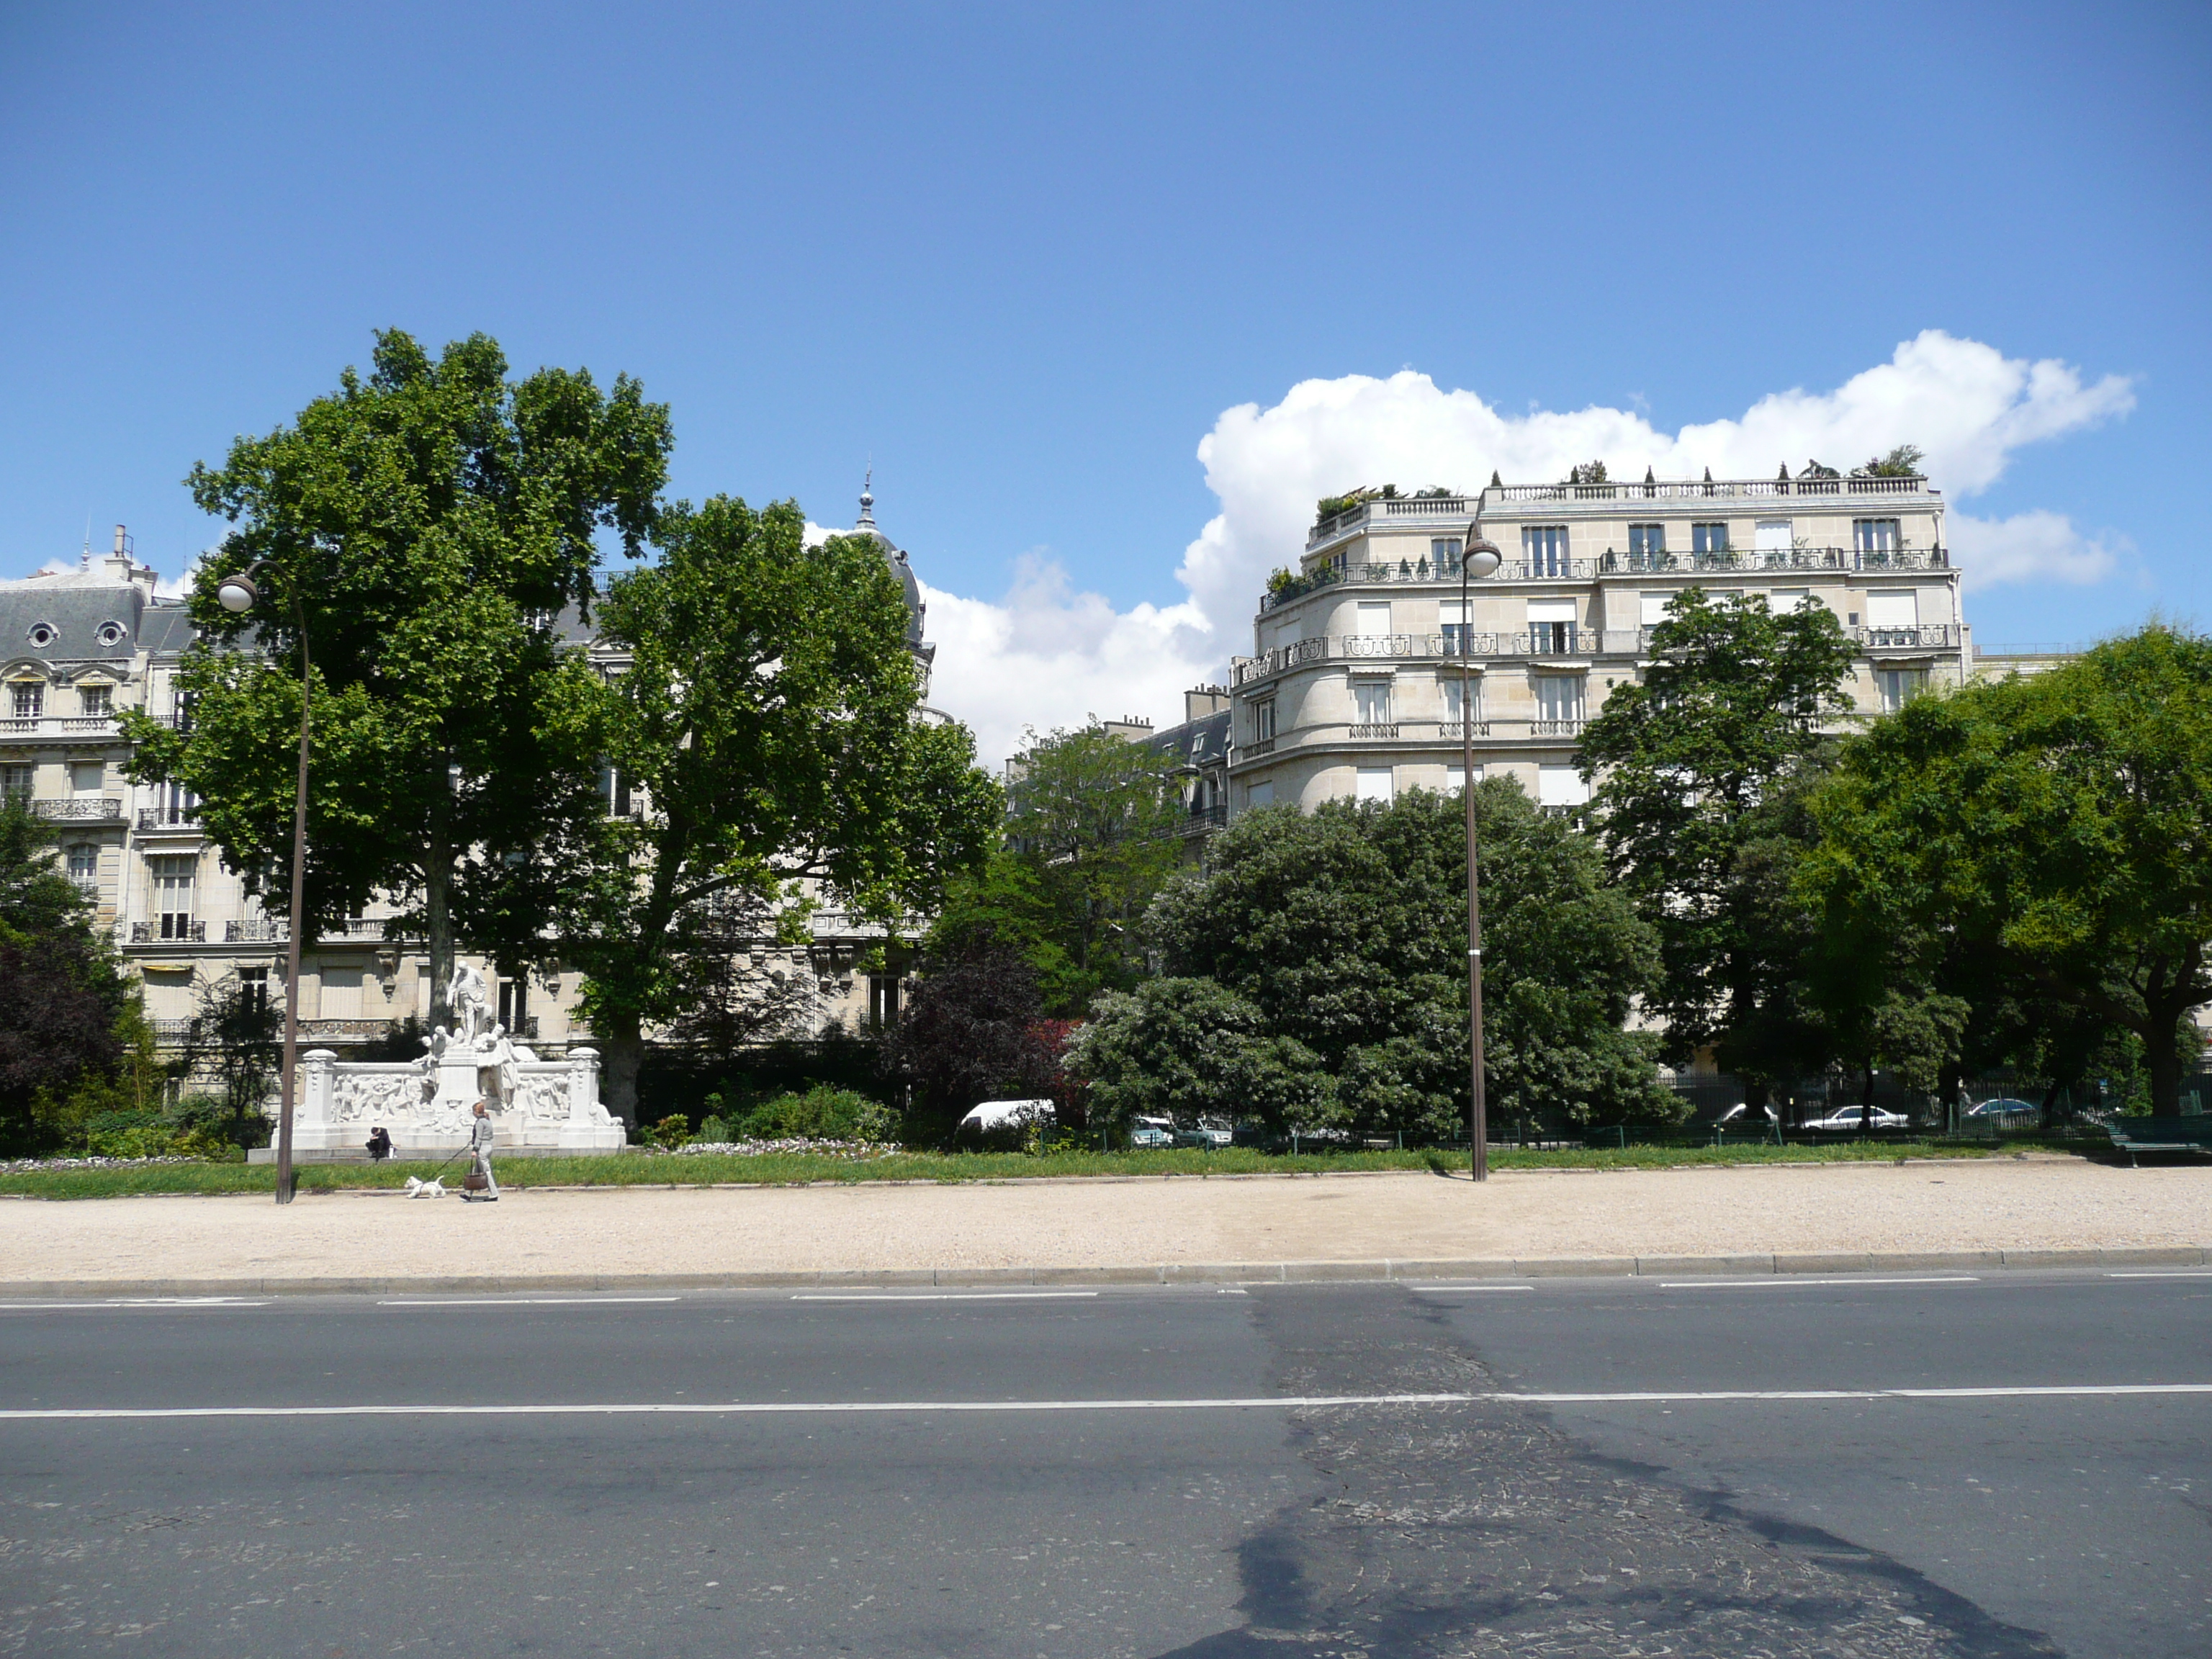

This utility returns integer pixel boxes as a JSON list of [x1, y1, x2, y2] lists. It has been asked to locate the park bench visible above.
[[2104, 1117, 2212, 1166]]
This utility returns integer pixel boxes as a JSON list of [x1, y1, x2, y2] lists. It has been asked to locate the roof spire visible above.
[[858, 462, 876, 530]]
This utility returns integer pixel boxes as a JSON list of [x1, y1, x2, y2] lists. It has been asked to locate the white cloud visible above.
[[1950, 509, 2125, 590], [888, 331, 2135, 762]]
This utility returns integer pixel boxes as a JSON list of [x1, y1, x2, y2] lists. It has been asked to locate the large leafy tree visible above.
[[563, 495, 1001, 1123], [1577, 590, 1856, 1093], [0, 805, 145, 1151], [1803, 626, 2212, 1117], [1123, 784, 1671, 1138], [994, 724, 1184, 1008], [123, 330, 670, 1025]]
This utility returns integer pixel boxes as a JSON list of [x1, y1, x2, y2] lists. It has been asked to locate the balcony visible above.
[[1348, 723, 1401, 739], [1184, 803, 1228, 835], [226, 919, 288, 943], [1483, 474, 1933, 505], [0, 716, 120, 739], [30, 797, 123, 822], [1307, 493, 1475, 549], [137, 807, 202, 832], [130, 920, 206, 943], [1853, 624, 1963, 652], [1600, 546, 1946, 575]]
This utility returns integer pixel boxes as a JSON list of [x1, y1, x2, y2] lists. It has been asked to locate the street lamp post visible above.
[[215, 565, 309, 1206], [1460, 513, 1503, 1180]]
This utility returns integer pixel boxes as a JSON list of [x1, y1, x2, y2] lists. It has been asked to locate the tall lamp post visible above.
[[1459, 514, 1503, 1180], [215, 565, 309, 1206]]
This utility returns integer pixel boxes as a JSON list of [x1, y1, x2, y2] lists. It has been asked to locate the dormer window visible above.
[[10, 683, 42, 719], [79, 685, 111, 718], [25, 623, 54, 649], [94, 621, 125, 647]]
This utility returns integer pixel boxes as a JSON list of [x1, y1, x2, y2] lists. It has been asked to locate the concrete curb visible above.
[[4, 1246, 2207, 1299]]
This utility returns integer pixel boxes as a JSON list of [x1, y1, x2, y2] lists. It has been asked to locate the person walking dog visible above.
[[465, 1098, 500, 1201]]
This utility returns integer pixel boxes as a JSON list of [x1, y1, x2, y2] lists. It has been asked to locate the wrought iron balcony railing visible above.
[[32, 798, 123, 821]]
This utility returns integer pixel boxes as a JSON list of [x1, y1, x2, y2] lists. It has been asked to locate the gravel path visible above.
[[0, 1157, 2204, 1284]]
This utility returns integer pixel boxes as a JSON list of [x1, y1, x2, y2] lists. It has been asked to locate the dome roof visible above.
[[850, 477, 930, 655]]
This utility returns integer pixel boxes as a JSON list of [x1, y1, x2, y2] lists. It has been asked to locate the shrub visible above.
[[647, 1113, 691, 1150], [694, 1114, 731, 1144], [739, 1085, 896, 1143]]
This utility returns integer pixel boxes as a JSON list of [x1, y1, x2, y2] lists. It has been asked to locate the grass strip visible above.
[[0, 1139, 2074, 1200]]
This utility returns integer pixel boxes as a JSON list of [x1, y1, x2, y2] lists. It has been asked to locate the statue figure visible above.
[[447, 963, 491, 1043]]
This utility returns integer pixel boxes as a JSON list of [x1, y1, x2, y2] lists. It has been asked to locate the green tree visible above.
[[994, 723, 1184, 1010], [0, 804, 147, 1151], [175, 971, 283, 1149], [1072, 976, 1334, 1137], [1804, 626, 2212, 1118], [1137, 785, 1670, 1138], [1577, 590, 1856, 1096], [124, 330, 670, 1026], [563, 495, 1001, 1123]]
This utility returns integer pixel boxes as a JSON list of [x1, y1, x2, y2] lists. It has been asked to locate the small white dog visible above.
[[403, 1176, 449, 1199]]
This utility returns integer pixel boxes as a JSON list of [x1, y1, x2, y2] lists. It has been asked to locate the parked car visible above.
[[1715, 1103, 1779, 1127], [956, 1099, 1056, 1148], [1803, 1105, 1910, 1132], [1128, 1116, 1175, 1149], [1965, 1098, 2038, 1119], [1176, 1118, 1233, 1150]]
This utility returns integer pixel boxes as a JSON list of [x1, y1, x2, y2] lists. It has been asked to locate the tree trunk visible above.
[[601, 1018, 644, 1131], [2146, 1017, 2182, 1118], [2040, 1077, 2062, 1133], [426, 780, 454, 1033], [1859, 1063, 1876, 1138]]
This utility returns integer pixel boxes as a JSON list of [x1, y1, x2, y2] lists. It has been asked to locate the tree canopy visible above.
[[564, 495, 1001, 1121], [1078, 784, 1670, 1138], [123, 329, 671, 1026], [1803, 626, 2212, 1115], [1577, 589, 1856, 1090]]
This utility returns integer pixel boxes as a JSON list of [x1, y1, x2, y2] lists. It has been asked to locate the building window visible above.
[[1855, 518, 1901, 554], [1691, 523, 1730, 555], [1355, 766, 1393, 804], [1754, 519, 1794, 554], [1252, 700, 1277, 744], [1534, 675, 1585, 730], [150, 855, 197, 940], [1, 765, 31, 802], [1247, 781, 1275, 808], [1354, 601, 1392, 637], [153, 781, 199, 826], [66, 843, 97, 892], [869, 974, 902, 1030], [498, 976, 529, 1034], [1430, 537, 1462, 569], [238, 966, 270, 1015], [1442, 674, 1480, 729], [1628, 524, 1665, 567], [1639, 591, 1674, 629], [1439, 599, 1470, 655], [1538, 764, 1591, 809], [1445, 763, 1484, 793], [1523, 526, 1570, 577], [78, 684, 111, 718], [1876, 668, 1928, 712], [1864, 590, 1920, 642], [1352, 680, 1393, 728], [1528, 599, 1578, 654], [10, 683, 42, 720], [601, 764, 632, 817], [173, 691, 197, 733]]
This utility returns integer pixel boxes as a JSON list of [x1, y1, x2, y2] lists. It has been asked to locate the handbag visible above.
[[462, 1169, 490, 1192]]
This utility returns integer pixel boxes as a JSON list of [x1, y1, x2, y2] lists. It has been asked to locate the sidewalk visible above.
[[2, 1157, 2206, 1294]]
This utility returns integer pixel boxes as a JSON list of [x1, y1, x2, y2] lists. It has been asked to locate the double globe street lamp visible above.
[[1459, 519, 1503, 1180], [214, 565, 310, 1205]]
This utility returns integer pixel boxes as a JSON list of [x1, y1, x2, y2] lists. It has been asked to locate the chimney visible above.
[[1184, 684, 1231, 722]]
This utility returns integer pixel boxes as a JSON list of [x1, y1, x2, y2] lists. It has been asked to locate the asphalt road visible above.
[[1, 1270, 2207, 1658]]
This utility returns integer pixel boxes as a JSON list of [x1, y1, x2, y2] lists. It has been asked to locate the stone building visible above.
[[2, 490, 941, 1064], [1230, 469, 1966, 812]]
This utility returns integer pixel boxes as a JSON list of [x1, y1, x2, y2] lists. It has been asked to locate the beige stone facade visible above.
[[1231, 472, 1967, 812]]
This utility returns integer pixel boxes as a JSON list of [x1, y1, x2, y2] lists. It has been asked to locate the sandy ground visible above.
[[1, 1158, 2206, 1284]]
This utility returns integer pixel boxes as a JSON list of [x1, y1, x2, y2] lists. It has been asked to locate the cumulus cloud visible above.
[[894, 331, 2134, 762], [1950, 510, 2126, 590]]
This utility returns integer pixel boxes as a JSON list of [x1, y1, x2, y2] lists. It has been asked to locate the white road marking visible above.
[[789, 1291, 1100, 1302], [378, 1297, 683, 1307], [2105, 1271, 2212, 1279], [1657, 1277, 1979, 1289], [4, 1383, 2208, 1421], [1413, 1285, 1534, 1293], [0, 1298, 269, 1310]]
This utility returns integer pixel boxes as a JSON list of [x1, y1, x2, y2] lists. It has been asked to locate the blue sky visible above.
[[2, 1, 2206, 757]]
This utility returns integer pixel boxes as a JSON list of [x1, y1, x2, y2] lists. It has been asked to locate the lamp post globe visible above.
[[1464, 536, 1502, 579], [215, 574, 259, 613]]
